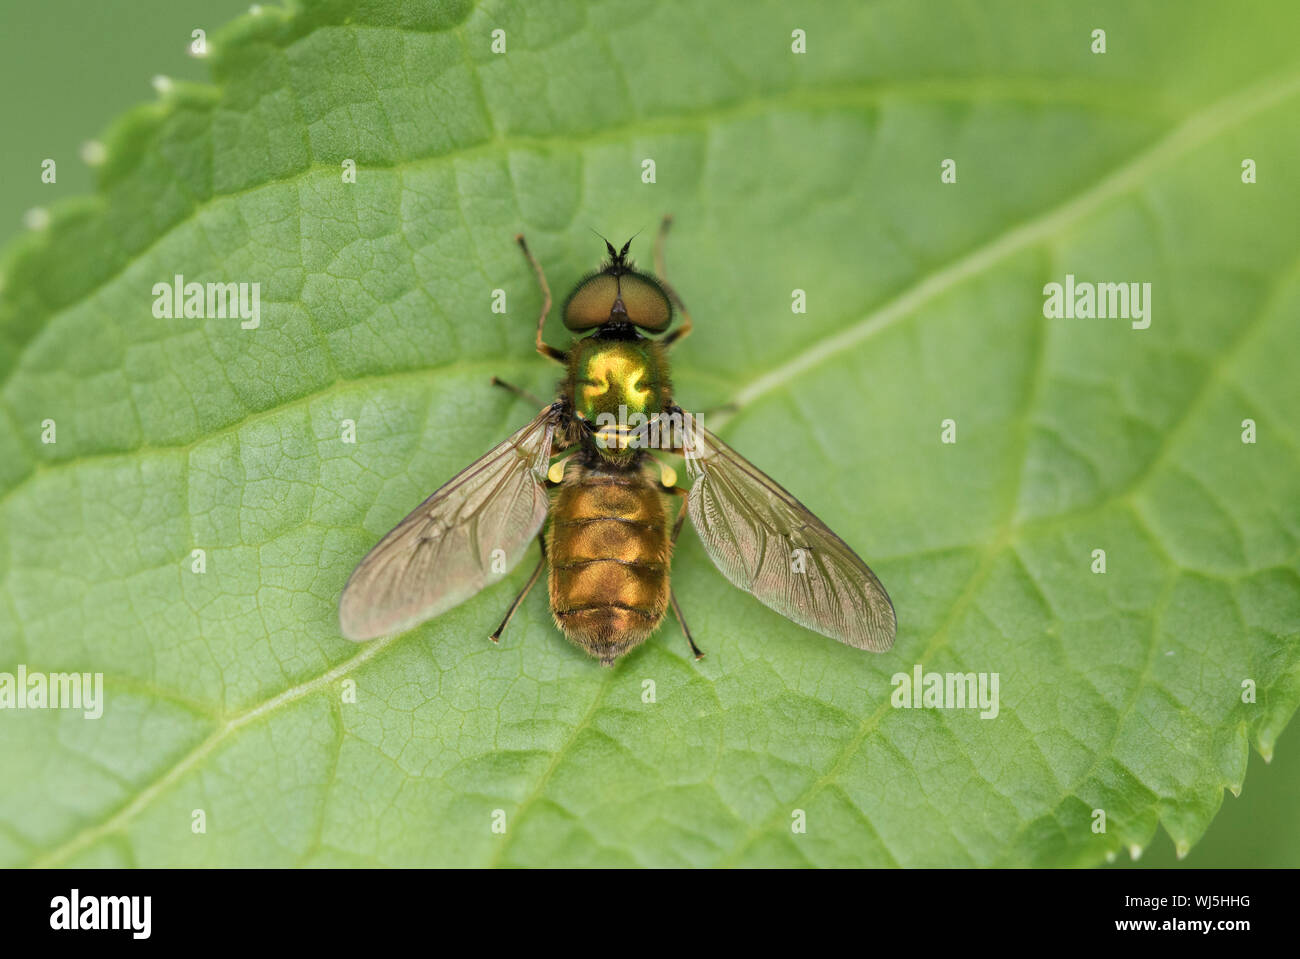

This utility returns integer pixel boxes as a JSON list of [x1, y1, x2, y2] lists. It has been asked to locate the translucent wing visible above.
[[681, 416, 896, 651], [338, 405, 561, 641]]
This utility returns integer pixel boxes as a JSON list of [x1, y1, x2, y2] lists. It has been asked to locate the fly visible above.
[[338, 217, 896, 664]]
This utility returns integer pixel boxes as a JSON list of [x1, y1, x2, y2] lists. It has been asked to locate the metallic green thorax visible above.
[[567, 335, 671, 460]]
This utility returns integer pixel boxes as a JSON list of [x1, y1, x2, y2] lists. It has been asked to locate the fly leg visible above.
[[490, 376, 544, 406], [653, 215, 694, 350], [489, 534, 548, 644], [667, 489, 704, 661], [516, 234, 567, 364], [670, 593, 702, 661]]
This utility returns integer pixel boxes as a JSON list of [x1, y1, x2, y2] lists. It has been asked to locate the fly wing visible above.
[[681, 416, 896, 652], [338, 405, 561, 641]]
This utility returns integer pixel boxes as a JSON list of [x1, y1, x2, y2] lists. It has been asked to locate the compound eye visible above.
[[620, 273, 672, 332], [563, 273, 619, 330]]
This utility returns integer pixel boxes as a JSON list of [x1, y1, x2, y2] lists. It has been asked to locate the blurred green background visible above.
[[0, 0, 249, 243], [0, 0, 1294, 868]]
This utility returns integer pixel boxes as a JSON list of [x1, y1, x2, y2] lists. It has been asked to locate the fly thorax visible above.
[[569, 337, 670, 454]]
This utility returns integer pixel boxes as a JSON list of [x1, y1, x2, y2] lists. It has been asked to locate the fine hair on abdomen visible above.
[[547, 460, 671, 664]]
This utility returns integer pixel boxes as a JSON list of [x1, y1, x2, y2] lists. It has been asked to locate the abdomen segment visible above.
[[548, 466, 670, 664]]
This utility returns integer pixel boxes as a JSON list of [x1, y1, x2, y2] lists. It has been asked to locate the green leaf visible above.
[[2, 0, 1298, 867]]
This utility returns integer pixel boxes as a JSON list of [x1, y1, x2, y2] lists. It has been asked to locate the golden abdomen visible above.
[[548, 465, 670, 665]]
